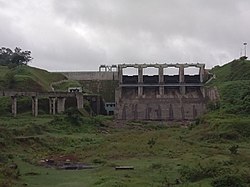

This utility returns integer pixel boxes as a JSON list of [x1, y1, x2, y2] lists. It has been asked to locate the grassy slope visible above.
[[0, 65, 66, 91], [210, 59, 250, 114], [1, 115, 250, 187], [1, 59, 250, 186]]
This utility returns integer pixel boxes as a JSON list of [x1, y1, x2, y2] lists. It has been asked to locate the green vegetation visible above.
[[0, 65, 65, 91], [209, 59, 250, 114], [0, 58, 250, 186], [0, 113, 250, 187], [0, 47, 32, 68], [52, 80, 82, 92]]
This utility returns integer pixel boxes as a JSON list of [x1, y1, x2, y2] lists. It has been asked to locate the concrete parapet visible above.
[[61, 71, 118, 81]]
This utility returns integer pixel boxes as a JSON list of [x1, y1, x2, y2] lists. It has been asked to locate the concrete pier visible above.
[[32, 96, 38, 116], [115, 63, 208, 121], [57, 97, 66, 113], [11, 96, 17, 117]]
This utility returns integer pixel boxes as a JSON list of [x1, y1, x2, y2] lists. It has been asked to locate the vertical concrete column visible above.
[[118, 66, 123, 84], [138, 66, 143, 97], [57, 97, 66, 113], [179, 65, 185, 95], [199, 65, 205, 83], [179, 65, 185, 83], [49, 97, 56, 115], [159, 66, 164, 96], [32, 96, 38, 117], [97, 95, 100, 115], [76, 93, 84, 109], [159, 66, 164, 83], [200, 87, 206, 98], [138, 66, 143, 83], [11, 96, 17, 117]]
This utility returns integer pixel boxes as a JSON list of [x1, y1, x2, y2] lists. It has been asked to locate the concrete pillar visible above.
[[159, 66, 164, 83], [76, 93, 84, 109], [57, 97, 66, 113], [138, 66, 143, 97], [179, 65, 185, 95], [180, 86, 186, 95], [159, 66, 164, 96], [118, 66, 123, 84], [200, 87, 206, 98], [200, 65, 205, 83], [32, 96, 38, 117], [159, 86, 164, 96], [138, 86, 143, 97], [11, 96, 17, 117], [179, 65, 185, 83], [97, 95, 100, 115], [49, 97, 56, 115], [138, 66, 143, 83]]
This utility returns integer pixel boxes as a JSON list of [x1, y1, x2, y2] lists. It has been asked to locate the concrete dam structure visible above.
[[115, 63, 210, 121]]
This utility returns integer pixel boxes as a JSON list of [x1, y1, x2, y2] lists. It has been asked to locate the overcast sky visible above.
[[0, 0, 249, 71]]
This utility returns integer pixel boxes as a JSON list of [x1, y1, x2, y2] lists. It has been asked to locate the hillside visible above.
[[209, 59, 250, 114], [0, 65, 66, 91], [1, 60, 250, 187]]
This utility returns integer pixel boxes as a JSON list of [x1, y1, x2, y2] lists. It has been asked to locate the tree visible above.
[[0, 47, 33, 68]]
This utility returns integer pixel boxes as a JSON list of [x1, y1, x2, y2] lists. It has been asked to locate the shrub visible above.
[[228, 145, 239, 154], [212, 175, 245, 187], [179, 162, 232, 182], [64, 107, 83, 125], [147, 137, 157, 148]]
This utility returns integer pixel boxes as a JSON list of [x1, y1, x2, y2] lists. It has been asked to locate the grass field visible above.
[[1, 113, 250, 187]]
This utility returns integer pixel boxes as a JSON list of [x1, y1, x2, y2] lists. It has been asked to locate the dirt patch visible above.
[[38, 154, 95, 170]]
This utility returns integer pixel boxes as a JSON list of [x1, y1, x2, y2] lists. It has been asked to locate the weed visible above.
[[228, 145, 239, 154], [147, 137, 157, 148], [211, 175, 245, 187]]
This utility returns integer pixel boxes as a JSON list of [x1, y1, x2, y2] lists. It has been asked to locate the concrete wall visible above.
[[61, 71, 118, 81], [115, 87, 206, 121], [114, 63, 213, 121]]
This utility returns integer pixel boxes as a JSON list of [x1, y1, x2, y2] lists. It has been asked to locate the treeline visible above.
[[0, 47, 32, 68]]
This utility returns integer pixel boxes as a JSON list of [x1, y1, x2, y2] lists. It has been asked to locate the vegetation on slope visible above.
[[0, 65, 66, 91], [1, 57, 250, 186], [1, 114, 250, 187], [210, 59, 250, 114]]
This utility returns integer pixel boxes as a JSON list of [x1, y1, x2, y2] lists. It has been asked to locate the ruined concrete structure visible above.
[[0, 91, 84, 117], [115, 63, 210, 121]]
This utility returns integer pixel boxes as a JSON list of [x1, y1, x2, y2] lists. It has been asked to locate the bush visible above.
[[212, 175, 245, 187], [179, 161, 232, 182], [147, 137, 157, 148], [64, 107, 83, 125], [228, 145, 239, 154]]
